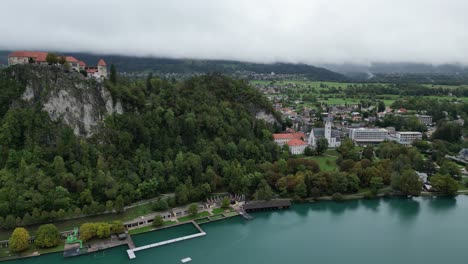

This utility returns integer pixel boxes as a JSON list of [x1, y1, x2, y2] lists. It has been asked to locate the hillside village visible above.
[[7, 51, 108, 79]]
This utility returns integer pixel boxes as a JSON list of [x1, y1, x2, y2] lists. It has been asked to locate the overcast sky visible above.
[[1, 0, 467, 65]]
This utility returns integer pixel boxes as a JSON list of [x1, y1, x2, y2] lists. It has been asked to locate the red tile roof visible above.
[[66, 56, 79, 63], [286, 139, 307, 147], [98, 59, 107, 66], [86, 69, 98, 73], [9, 51, 48, 62], [273, 132, 305, 140], [79, 61, 86, 66]]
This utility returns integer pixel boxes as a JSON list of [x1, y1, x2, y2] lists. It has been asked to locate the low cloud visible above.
[[1, 0, 467, 65]]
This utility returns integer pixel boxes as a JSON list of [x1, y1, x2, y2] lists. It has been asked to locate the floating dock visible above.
[[126, 221, 206, 259]]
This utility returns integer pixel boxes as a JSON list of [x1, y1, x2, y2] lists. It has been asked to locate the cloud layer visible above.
[[1, 0, 467, 65]]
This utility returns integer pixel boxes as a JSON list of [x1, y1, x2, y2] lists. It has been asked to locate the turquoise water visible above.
[[4, 196, 468, 264], [132, 223, 199, 247]]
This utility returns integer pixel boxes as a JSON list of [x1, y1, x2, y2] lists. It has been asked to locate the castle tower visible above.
[[97, 59, 108, 78]]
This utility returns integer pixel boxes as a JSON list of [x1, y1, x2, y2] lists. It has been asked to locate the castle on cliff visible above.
[[8, 51, 107, 78]]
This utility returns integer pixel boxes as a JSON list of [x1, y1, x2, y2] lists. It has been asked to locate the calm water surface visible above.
[[5, 196, 468, 264]]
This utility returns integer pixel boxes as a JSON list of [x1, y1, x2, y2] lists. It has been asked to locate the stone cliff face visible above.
[[10, 65, 122, 137]]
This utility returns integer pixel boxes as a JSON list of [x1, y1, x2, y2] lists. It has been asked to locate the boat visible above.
[[181, 257, 192, 263]]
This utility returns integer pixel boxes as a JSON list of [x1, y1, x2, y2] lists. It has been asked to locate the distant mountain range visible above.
[[0, 51, 347, 81], [2, 50, 468, 83], [321, 62, 468, 76]]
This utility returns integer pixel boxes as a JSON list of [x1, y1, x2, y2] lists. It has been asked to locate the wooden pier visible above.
[[126, 221, 206, 259]]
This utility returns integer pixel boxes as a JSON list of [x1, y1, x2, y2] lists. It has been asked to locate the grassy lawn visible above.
[[211, 207, 233, 215], [223, 212, 239, 217], [210, 215, 225, 221], [307, 150, 339, 172], [122, 203, 155, 221], [0, 241, 65, 258], [128, 220, 177, 235], [128, 225, 152, 235], [177, 211, 211, 222]]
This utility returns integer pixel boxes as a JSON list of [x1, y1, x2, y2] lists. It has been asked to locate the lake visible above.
[[5, 196, 468, 264]]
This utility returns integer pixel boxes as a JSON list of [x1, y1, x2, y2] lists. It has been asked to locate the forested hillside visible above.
[[0, 66, 284, 228]]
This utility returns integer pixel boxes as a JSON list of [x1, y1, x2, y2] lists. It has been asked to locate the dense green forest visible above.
[[0, 65, 465, 231], [0, 67, 288, 228]]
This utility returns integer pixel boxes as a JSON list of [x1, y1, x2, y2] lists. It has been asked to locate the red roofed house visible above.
[[65, 56, 80, 72], [79, 61, 86, 71], [273, 132, 305, 146], [8, 51, 48, 65], [286, 139, 308, 155], [273, 131, 308, 154]]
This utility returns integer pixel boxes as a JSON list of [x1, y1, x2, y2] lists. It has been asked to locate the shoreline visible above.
[[1, 191, 466, 262]]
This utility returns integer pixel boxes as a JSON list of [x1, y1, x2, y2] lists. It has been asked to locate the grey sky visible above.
[[1, 0, 467, 65]]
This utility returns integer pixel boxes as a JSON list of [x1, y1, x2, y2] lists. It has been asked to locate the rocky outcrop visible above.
[[9, 65, 121, 137], [255, 110, 279, 124]]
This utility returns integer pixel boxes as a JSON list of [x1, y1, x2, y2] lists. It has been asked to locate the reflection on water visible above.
[[426, 196, 457, 212], [360, 198, 381, 211], [385, 197, 420, 221]]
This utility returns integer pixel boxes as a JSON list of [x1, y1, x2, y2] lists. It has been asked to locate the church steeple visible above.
[[324, 116, 332, 141]]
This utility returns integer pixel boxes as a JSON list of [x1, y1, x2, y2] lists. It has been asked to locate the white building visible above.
[[308, 118, 341, 148], [388, 131, 422, 145], [349, 128, 388, 145], [287, 139, 308, 155], [416, 114, 432, 125]]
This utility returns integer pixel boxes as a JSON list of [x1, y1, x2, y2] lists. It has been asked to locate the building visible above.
[[349, 128, 388, 145], [273, 132, 305, 146], [388, 132, 422, 145], [308, 118, 341, 148], [7, 51, 108, 78], [416, 114, 432, 125], [65, 56, 80, 72], [287, 138, 308, 155], [8, 51, 48, 65]]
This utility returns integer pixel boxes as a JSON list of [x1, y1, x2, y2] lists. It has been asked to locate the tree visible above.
[[431, 174, 458, 195], [254, 179, 273, 200], [188, 203, 198, 217], [432, 122, 462, 143], [362, 146, 374, 160], [115, 195, 125, 213], [110, 221, 125, 234], [440, 162, 462, 180], [110, 64, 117, 84], [58, 56, 66, 64], [153, 215, 164, 227], [304, 146, 315, 156], [35, 224, 60, 248], [46, 53, 58, 64], [378, 101, 385, 112], [294, 181, 307, 198], [221, 197, 230, 209], [96, 223, 111, 238], [391, 170, 423, 196], [369, 177, 383, 195], [315, 138, 329, 155], [79, 223, 97, 242], [9, 228, 30, 252]]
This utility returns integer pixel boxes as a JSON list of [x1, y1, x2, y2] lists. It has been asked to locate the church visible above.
[[308, 117, 341, 148]]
